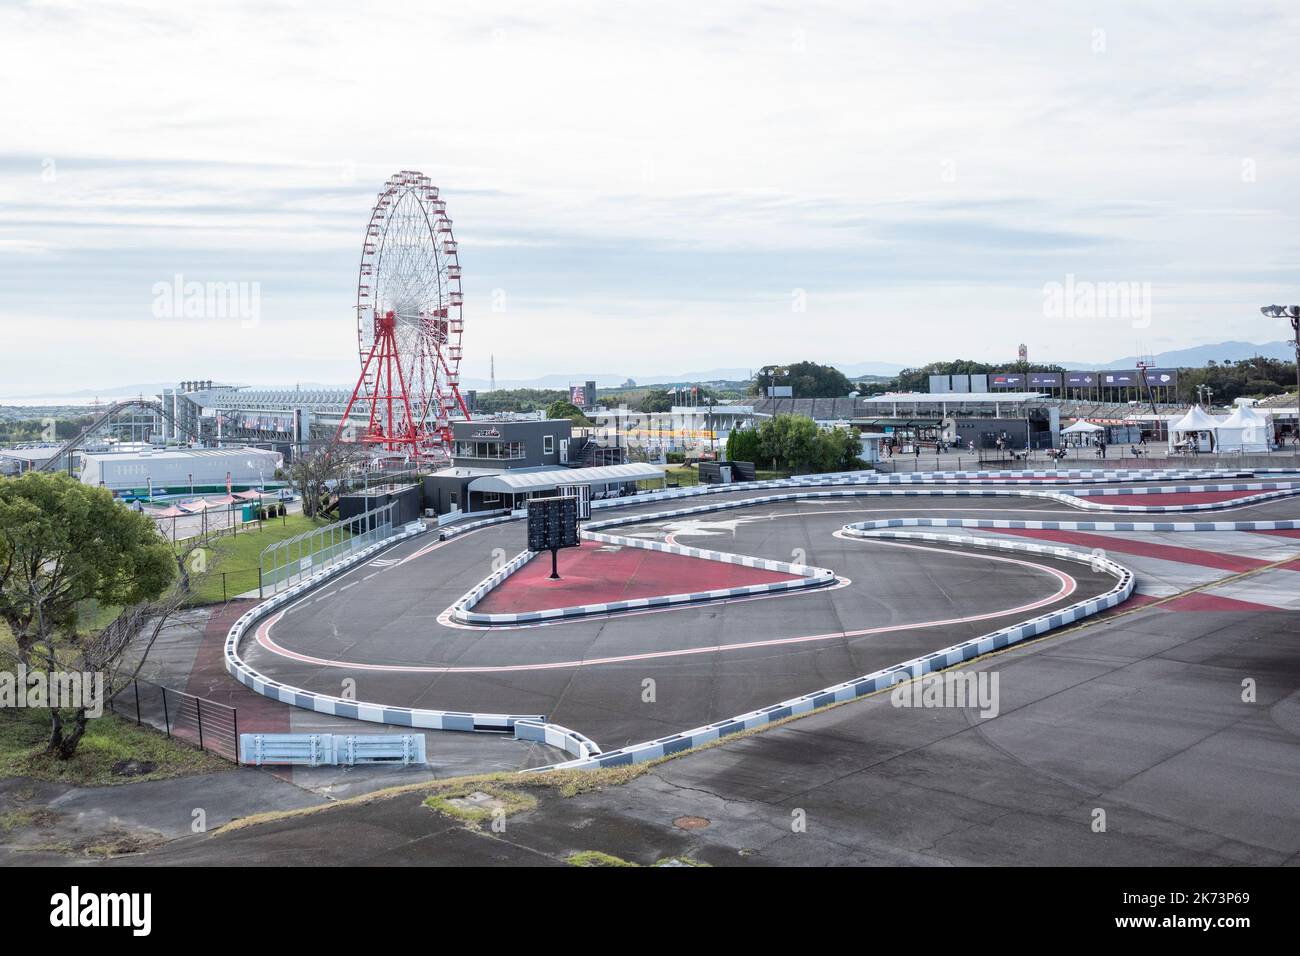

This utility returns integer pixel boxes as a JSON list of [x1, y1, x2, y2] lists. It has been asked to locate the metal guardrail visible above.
[[239, 732, 426, 766], [108, 678, 239, 762], [258, 501, 397, 597]]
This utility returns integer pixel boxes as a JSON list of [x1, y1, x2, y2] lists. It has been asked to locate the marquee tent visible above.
[[1216, 405, 1271, 453], [1169, 406, 1221, 452]]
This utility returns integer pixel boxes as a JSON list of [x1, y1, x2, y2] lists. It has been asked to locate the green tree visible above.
[[757, 414, 820, 472], [638, 390, 674, 413], [750, 362, 854, 398], [725, 427, 762, 463], [474, 388, 567, 414], [813, 427, 863, 472], [544, 400, 593, 425], [0, 473, 177, 758]]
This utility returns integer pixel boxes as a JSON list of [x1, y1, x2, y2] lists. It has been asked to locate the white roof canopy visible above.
[[468, 462, 664, 495], [1062, 420, 1104, 433], [1170, 406, 1221, 433], [1219, 404, 1269, 429]]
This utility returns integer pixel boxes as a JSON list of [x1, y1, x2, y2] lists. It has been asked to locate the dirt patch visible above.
[[111, 759, 158, 778]]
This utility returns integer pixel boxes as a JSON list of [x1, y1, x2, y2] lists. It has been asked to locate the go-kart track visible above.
[[226, 468, 1300, 770]]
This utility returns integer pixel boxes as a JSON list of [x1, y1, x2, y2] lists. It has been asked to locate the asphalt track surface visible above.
[[246, 486, 1221, 751], [114, 473, 1300, 866]]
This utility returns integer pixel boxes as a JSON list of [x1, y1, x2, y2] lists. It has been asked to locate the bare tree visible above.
[[289, 441, 370, 519]]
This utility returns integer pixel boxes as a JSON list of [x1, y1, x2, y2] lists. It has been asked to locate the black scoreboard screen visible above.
[[527, 495, 581, 553]]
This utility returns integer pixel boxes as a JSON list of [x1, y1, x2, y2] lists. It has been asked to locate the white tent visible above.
[[1169, 406, 1221, 452], [1061, 420, 1104, 434], [1061, 419, 1104, 447], [1216, 405, 1271, 453]]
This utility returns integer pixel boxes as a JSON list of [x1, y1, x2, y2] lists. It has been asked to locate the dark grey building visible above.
[[450, 418, 574, 470], [422, 418, 663, 516]]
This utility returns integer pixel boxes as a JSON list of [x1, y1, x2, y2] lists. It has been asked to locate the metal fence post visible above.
[[161, 686, 171, 737], [133, 679, 142, 725], [196, 699, 205, 751]]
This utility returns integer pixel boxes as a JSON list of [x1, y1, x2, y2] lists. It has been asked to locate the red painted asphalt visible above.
[[1078, 491, 1261, 505], [474, 541, 800, 613], [1160, 592, 1283, 612], [187, 600, 291, 735], [1114, 591, 1280, 612], [989, 527, 1269, 573]]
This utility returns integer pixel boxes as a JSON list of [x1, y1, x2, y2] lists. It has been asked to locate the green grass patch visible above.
[[0, 707, 229, 787], [219, 764, 651, 835], [0, 806, 60, 833], [423, 783, 537, 827], [567, 850, 638, 867], [180, 513, 340, 604], [662, 465, 699, 487]]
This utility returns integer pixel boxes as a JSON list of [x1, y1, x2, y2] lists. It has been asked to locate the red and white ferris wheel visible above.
[[336, 169, 470, 462]]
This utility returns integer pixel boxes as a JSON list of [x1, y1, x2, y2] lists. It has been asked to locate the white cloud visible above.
[[1, 0, 1299, 393]]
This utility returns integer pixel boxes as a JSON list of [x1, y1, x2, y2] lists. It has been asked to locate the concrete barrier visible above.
[[239, 732, 427, 766]]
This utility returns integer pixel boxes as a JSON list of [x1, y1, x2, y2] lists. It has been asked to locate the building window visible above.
[[544, 435, 554, 455], [453, 440, 525, 460]]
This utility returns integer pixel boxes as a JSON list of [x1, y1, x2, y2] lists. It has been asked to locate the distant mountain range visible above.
[[1061, 340, 1294, 371], [6, 341, 1293, 403]]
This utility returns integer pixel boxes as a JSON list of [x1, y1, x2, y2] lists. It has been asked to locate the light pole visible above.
[[1261, 304, 1300, 445]]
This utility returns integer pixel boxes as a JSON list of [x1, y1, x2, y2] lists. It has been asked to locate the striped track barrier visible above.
[[223, 516, 583, 753], [535, 526, 1135, 771]]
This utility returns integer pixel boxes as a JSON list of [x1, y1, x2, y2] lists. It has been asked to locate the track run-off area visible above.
[[225, 467, 1300, 768]]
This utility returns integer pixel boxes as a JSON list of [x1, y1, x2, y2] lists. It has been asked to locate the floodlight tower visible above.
[[1260, 304, 1300, 434]]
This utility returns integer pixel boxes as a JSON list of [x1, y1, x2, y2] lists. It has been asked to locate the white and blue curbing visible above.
[[222, 467, 1300, 769], [513, 719, 602, 760], [600, 466, 1300, 511], [448, 530, 836, 626], [449, 476, 1300, 624], [535, 525, 1136, 770], [222, 515, 587, 753]]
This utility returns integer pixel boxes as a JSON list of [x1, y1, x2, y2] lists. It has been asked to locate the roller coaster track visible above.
[[34, 398, 200, 472]]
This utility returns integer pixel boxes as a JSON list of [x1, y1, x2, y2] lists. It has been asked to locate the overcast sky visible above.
[[1, 0, 1298, 395]]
